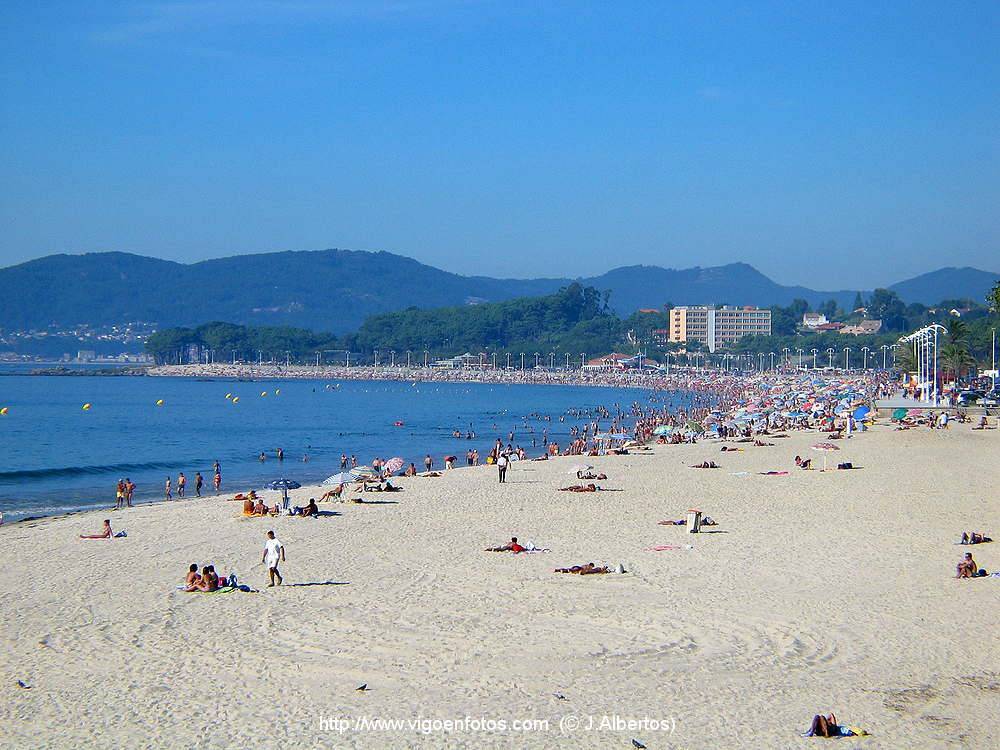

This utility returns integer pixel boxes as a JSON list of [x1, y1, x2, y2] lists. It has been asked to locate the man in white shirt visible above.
[[262, 530, 286, 587], [497, 452, 508, 483]]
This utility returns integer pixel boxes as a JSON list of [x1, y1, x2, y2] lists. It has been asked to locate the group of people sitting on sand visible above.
[[691, 461, 720, 469], [243, 496, 279, 517], [960, 531, 992, 545], [183, 563, 227, 592], [805, 713, 867, 738]]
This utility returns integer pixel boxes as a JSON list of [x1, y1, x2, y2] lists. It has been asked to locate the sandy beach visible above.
[[2, 422, 998, 749]]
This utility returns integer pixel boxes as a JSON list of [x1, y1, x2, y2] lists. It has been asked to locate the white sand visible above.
[[2, 425, 998, 749]]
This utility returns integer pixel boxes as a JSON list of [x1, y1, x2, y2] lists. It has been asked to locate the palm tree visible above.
[[939, 342, 975, 381], [895, 342, 917, 374]]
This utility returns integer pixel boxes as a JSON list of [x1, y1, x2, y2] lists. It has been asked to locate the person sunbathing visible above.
[[81, 520, 113, 539], [577, 471, 607, 480], [320, 485, 344, 501], [806, 713, 856, 738], [243, 497, 255, 515], [184, 564, 200, 588], [559, 483, 599, 492], [555, 563, 611, 575], [960, 531, 992, 544], [486, 536, 526, 553], [421, 471, 444, 477], [754, 440, 775, 446], [720, 446, 740, 452], [294, 499, 319, 517], [956, 552, 979, 578], [206, 565, 220, 588], [252, 499, 267, 516], [794, 455, 812, 469], [691, 461, 719, 469]]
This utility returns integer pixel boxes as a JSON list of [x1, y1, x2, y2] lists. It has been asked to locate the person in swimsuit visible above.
[[164, 477, 172, 500], [80, 519, 113, 539], [956, 552, 978, 578], [195, 472, 203, 497], [555, 563, 610, 575], [184, 563, 200, 588]]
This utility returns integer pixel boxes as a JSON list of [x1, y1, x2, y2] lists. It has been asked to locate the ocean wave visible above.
[[0, 461, 185, 482]]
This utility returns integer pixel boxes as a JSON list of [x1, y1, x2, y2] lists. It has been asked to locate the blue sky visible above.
[[1, 1, 997, 288]]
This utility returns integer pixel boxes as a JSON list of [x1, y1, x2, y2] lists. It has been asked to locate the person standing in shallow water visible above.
[[194, 472, 203, 497], [164, 476, 172, 500]]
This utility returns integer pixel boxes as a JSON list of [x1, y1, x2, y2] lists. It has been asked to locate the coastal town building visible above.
[[668, 306, 772, 352], [802, 312, 828, 329], [840, 320, 883, 336]]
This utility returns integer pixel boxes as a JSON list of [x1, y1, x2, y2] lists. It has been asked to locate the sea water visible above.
[[0, 371, 695, 522]]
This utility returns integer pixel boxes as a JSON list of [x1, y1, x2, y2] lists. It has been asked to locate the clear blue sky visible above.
[[1, 1, 997, 288]]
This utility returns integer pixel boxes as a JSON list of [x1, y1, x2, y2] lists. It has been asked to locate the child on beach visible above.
[[80, 519, 113, 539]]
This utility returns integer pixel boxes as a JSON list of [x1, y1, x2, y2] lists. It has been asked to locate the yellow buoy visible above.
[[225, 393, 232, 400], [155, 399, 164, 406], [232, 397, 240, 404], [82, 403, 92, 411], [260, 391, 267, 397], [0, 407, 8, 416]]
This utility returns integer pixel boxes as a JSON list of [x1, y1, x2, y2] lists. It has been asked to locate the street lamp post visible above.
[[861, 346, 870, 369], [796, 348, 804, 368], [880, 344, 889, 370], [505, 352, 511, 370], [826, 347, 835, 368], [390, 350, 395, 368], [374, 349, 379, 369], [844, 347, 851, 370], [810, 348, 818, 369], [769, 351, 776, 370], [423, 350, 429, 368], [520, 353, 526, 370], [565, 352, 570, 369], [581, 353, 586, 369], [406, 350, 412, 368]]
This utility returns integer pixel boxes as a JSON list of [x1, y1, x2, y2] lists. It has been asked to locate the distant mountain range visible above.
[[0, 250, 995, 333]]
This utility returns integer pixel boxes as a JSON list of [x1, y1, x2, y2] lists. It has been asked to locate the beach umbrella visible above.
[[266, 478, 302, 510], [383, 457, 405, 474], [810, 443, 840, 471], [853, 406, 870, 420], [350, 466, 375, 477], [652, 425, 672, 435], [323, 472, 355, 486], [685, 420, 704, 433], [891, 408, 907, 421], [266, 478, 301, 491]]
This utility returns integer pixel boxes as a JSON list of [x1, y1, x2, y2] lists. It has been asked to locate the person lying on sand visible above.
[[576, 471, 607, 480], [956, 552, 980, 578], [805, 713, 864, 737], [836, 462, 857, 470], [559, 483, 599, 492], [555, 563, 611, 575], [420, 471, 443, 477], [794, 456, 812, 469], [754, 440, 775, 446], [960, 532, 993, 544], [691, 461, 719, 469], [80, 519, 113, 539], [486, 537, 526, 553], [720, 446, 741, 452], [658, 516, 717, 526]]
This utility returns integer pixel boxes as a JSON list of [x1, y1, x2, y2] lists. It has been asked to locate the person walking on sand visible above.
[[177, 472, 186, 498], [497, 451, 509, 483], [424, 454, 433, 472], [165, 476, 172, 500], [262, 530, 285, 587], [194, 472, 203, 497]]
